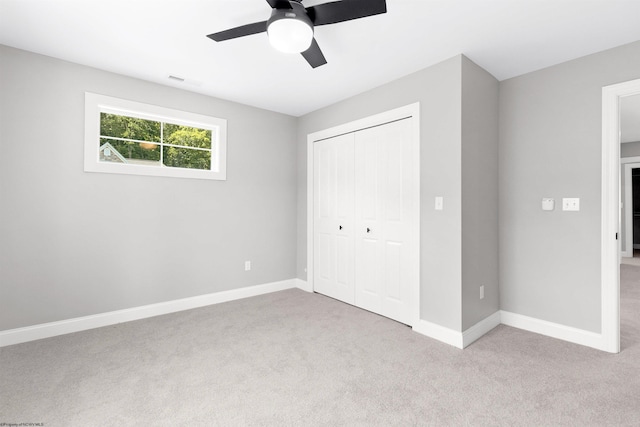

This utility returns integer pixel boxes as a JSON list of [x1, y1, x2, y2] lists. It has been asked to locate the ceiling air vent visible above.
[[168, 75, 185, 82]]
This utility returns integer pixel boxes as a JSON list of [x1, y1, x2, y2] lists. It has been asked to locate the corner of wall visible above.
[[460, 57, 500, 331]]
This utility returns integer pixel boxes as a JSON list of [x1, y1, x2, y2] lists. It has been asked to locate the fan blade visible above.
[[301, 38, 327, 68], [307, 0, 386, 26], [207, 21, 268, 42], [265, 0, 292, 9]]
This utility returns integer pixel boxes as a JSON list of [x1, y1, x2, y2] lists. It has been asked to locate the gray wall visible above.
[[621, 141, 640, 158], [0, 45, 298, 330], [461, 57, 500, 330], [499, 41, 640, 333], [5, 38, 640, 340]]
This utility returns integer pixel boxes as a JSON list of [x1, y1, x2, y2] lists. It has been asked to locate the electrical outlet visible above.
[[480, 285, 485, 300], [245, 261, 251, 271]]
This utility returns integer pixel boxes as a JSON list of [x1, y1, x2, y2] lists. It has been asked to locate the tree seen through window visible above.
[[99, 113, 212, 170]]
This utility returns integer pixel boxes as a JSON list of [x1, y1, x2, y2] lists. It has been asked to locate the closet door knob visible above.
[[366, 227, 371, 233], [339, 225, 343, 230]]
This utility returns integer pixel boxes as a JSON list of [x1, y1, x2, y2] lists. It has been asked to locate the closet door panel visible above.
[[313, 133, 355, 304], [354, 128, 382, 312], [382, 119, 414, 324], [336, 234, 350, 285], [355, 119, 414, 324], [359, 236, 381, 297], [385, 241, 402, 301]]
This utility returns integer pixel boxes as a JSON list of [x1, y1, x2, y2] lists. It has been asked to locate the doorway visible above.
[[602, 78, 640, 353], [621, 161, 640, 262], [632, 168, 640, 258]]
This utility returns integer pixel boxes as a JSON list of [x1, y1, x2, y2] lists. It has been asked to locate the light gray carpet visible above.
[[2, 268, 639, 426], [620, 256, 640, 266]]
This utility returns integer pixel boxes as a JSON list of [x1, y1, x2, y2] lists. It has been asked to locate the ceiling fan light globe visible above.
[[267, 18, 313, 54]]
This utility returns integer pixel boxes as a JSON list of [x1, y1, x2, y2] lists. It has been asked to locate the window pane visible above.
[[100, 138, 161, 166], [164, 123, 212, 149], [163, 146, 211, 170], [100, 112, 161, 142]]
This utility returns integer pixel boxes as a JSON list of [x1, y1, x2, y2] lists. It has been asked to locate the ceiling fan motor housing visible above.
[[267, 1, 314, 53]]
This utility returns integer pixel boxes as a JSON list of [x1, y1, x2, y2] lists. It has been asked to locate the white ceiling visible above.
[[1, 0, 639, 117]]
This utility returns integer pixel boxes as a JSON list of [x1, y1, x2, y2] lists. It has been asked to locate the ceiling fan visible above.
[[206, 0, 387, 68]]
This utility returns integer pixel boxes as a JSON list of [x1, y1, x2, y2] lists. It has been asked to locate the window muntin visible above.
[[85, 93, 227, 180]]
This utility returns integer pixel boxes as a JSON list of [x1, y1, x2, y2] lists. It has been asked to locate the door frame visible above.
[[307, 103, 421, 326], [621, 158, 640, 258], [602, 78, 640, 353]]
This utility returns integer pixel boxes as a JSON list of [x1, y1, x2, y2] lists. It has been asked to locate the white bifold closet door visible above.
[[313, 132, 356, 305], [313, 118, 415, 325]]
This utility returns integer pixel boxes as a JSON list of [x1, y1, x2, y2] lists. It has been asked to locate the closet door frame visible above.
[[307, 103, 421, 326]]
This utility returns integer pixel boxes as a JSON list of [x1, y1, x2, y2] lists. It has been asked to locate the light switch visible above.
[[542, 198, 555, 211], [435, 196, 443, 211], [562, 198, 580, 211]]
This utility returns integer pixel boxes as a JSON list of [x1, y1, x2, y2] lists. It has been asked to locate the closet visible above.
[[312, 114, 418, 325]]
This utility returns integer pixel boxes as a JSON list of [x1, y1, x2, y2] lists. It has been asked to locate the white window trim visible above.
[[84, 92, 227, 180]]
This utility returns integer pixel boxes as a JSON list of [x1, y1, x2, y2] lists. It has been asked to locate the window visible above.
[[84, 93, 227, 180]]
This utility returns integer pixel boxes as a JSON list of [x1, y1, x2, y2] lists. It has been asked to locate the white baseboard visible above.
[[1, 279, 609, 353], [295, 278, 312, 292], [0, 279, 297, 348], [500, 310, 605, 351], [413, 311, 501, 349], [413, 319, 463, 349], [414, 311, 608, 352], [462, 311, 501, 348]]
